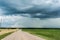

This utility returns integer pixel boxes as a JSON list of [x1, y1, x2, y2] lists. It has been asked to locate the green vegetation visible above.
[[0, 32, 13, 40], [22, 29, 60, 40]]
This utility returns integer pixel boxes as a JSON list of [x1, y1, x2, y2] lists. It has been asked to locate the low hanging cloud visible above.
[[0, 15, 23, 27], [0, 16, 60, 28]]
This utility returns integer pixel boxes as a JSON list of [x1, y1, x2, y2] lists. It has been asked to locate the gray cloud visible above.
[[0, 0, 60, 28], [0, 0, 60, 18], [0, 16, 60, 28]]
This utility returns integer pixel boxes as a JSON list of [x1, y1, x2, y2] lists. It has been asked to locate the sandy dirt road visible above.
[[2, 30, 46, 40]]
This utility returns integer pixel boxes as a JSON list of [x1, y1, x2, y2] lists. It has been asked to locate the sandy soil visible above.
[[2, 30, 46, 40]]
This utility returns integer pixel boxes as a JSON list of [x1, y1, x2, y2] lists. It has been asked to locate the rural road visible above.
[[2, 30, 46, 40]]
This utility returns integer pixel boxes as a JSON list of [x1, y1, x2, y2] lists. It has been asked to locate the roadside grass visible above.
[[22, 29, 60, 40], [0, 29, 17, 40], [0, 32, 13, 40]]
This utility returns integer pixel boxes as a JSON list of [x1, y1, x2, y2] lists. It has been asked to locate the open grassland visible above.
[[22, 29, 60, 40], [0, 29, 18, 40]]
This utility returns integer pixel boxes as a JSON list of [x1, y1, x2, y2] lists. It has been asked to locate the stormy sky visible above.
[[0, 0, 60, 28]]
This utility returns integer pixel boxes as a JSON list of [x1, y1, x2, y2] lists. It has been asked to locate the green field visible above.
[[22, 29, 60, 40]]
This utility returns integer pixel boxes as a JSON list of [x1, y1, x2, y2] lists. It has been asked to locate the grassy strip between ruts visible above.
[[22, 29, 60, 40], [0, 32, 14, 40]]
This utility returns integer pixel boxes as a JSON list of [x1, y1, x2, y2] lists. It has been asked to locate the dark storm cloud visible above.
[[1, 0, 60, 28], [0, 0, 60, 18]]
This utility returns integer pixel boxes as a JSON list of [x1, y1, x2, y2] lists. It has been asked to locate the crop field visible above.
[[22, 29, 60, 40], [0, 29, 17, 40]]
